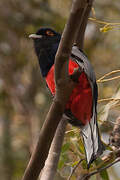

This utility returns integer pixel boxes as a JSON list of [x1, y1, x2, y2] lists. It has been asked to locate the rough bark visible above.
[[40, 1, 94, 180], [75, 0, 94, 49], [110, 116, 120, 149], [22, 1, 95, 180], [21, 1, 88, 180], [40, 116, 68, 180], [54, 0, 86, 85]]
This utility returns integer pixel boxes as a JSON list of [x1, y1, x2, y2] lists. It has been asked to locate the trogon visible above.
[[29, 28, 105, 168]]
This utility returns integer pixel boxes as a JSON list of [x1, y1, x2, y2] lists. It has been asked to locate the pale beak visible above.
[[29, 34, 43, 39]]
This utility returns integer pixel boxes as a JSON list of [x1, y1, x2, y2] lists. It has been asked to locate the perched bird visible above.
[[29, 27, 104, 168]]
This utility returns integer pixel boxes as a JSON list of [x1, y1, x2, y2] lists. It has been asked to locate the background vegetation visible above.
[[0, 0, 120, 179]]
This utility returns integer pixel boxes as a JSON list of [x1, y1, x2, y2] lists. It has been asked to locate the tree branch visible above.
[[22, 1, 88, 180], [40, 116, 68, 180], [22, 100, 68, 180], [55, 0, 87, 84], [77, 144, 120, 180], [67, 159, 85, 180], [80, 158, 120, 180], [40, 1, 93, 179], [110, 116, 120, 149], [75, 0, 94, 50]]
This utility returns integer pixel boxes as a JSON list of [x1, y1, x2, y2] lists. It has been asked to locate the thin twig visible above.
[[81, 158, 120, 180], [65, 128, 78, 134], [67, 159, 84, 180], [97, 69, 120, 82], [97, 75, 120, 83], [99, 119, 120, 126], [98, 98, 120, 103], [89, 17, 120, 26], [111, 103, 120, 109], [109, 120, 120, 126]]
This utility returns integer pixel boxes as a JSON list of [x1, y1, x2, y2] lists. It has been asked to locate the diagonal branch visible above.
[[67, 159, 85, 180], [75, 0, 94, 50], [80, 158, 120, 180], [40, 116, 68, 180], [21, 1, 89, 180], [54, 0, 87, 84], [77, 147, 120, 180], [40, 1, 94, 179]]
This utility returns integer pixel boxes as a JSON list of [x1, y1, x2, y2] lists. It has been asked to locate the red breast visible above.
[[46, 60, 92, 125]]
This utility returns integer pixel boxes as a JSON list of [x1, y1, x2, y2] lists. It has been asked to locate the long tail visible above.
[[81, 106, 105, 168]]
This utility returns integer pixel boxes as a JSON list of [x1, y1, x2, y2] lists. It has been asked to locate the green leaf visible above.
[[71, 160, 80, 167], [58, 153, 69, 169], [77, 138, 85, 154], [61, 143, 70, 154], [58, 157, 65, 169], [100, 169, 109, 180], [81, 159, 88, 169], [95, 158, 109, 180]]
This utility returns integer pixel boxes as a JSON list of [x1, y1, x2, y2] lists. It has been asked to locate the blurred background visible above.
[[0, 0, 120, 179]]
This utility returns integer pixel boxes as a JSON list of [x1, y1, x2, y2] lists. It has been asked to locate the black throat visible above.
[[34, 35, 61, 77]]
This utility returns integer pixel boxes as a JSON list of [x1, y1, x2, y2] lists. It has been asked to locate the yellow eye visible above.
[[46, 30, 54, 36]]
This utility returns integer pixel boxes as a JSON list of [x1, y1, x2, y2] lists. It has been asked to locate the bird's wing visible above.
[[71, 46, 105, 167]]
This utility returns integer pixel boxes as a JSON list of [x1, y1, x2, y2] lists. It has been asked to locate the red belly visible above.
[[45, 60, 92, 125]]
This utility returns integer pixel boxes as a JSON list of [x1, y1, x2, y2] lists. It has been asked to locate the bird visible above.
[[29, 27, 105, 168]]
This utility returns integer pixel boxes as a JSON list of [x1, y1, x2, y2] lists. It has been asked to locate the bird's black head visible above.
[[29, 28, 60, 56], [29, 27, 61, 77], [36, 27, 59, 37]]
